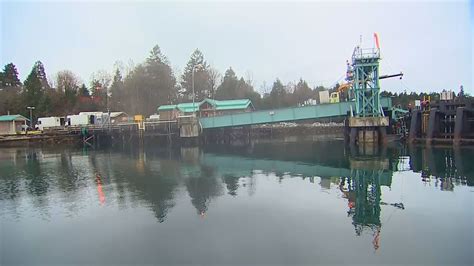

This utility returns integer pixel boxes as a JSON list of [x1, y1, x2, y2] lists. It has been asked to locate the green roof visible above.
[[157, 105, 177, 111], [203, 98, 252, 110], [202, 99, 217, 106], [157, 98, 253, 113], [176, 102, 201, 113], [0, 114, 29, 122]]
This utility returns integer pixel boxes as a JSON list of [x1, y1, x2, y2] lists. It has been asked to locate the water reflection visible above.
[[409, 145, 473, 189], [339, 164, 405, 251], [1, 142, 472, 228], [185, 164, 223, 215], [95, 174, 106, 205]]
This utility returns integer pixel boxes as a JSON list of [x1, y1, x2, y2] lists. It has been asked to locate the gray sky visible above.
[[1, 1, 472, 94]]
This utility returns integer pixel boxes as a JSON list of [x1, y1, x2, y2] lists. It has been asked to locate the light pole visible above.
[[26, 106, 35, 129], [192, 64, 203, 117]]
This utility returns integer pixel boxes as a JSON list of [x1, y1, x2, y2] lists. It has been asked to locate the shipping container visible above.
[[37, 117, 65, 131], [319, 91, 330, 104], [66, 114, 91, 126]]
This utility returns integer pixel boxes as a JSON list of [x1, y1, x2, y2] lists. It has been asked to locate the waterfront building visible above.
[[0, 114, 29, 135], [157, 98, 253, 120]]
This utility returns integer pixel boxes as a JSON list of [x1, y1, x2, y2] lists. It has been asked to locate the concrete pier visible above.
[[348, 117, 389, 145]]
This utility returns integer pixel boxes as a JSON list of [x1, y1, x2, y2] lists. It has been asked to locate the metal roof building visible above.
[[0, 114, 29, 135], [157, 99, 254, 119], [202, 99, 253, 111], [176, 102, 201, 113]]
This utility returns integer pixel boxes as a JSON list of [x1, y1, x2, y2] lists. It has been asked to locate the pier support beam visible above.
[[426, 108, 440, 145], [179, 116, 200, 138], [454, 107, 467, 145], [409, 110, 421, 142], [379, 127, 387, 144], [349, 128, 358, 145]]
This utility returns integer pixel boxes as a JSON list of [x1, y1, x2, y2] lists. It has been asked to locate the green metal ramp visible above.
[[199, 97, 392, 129]]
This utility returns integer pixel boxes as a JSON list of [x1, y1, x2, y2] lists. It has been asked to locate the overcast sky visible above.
[[1, 1, 472, 94]]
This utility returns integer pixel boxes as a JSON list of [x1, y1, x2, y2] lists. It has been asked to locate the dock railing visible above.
[[352, 47, 380, 60]]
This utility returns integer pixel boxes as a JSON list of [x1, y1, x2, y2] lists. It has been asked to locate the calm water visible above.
[[1, 140, 473, 265]]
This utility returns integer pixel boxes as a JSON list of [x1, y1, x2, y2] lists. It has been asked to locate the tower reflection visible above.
[[339, 151, 405, 251]]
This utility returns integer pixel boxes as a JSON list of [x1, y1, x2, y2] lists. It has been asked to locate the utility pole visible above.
[[192, 64, 203, 117], [26, 106, 35, 129], [106, 87, 110, 126]]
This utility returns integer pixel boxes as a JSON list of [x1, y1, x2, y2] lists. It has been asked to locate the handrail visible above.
[[144, 120, 178, 125], [352, 47, 380, 60]]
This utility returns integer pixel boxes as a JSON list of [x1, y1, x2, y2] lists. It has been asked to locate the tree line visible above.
[[0, 44, 469, 118]]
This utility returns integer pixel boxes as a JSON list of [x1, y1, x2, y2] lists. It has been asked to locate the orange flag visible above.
[[374, 32, 380, 49]]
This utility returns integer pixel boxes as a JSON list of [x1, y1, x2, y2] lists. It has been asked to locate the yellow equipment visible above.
[[134, 115, 144, 123], [329, 83, 352, 103], [329, 92, 340, 103]]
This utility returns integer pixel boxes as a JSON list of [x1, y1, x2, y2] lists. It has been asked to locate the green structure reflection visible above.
[[0, 141, 472, 226], [337, 155, 405, 251], [340, 169, 383, 236]]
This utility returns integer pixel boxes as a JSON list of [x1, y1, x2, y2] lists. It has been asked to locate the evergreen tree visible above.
[[0, 71, 4, 87], [146, 45, 169, 65], [458, 85, 465, 98], [145, 45, 177, 104], [75, 83, 98, 112], [23, 63, 45, 111], [21, 61, 56, 116], [293, 78, 313, 105], [110, 68, 125, 111], [0, 86, 22, 114], [110, 69, 124, 92], [78, 84, 90, 97], [0, 63, 23, 114], [90, 78, 106, 109], [123, 64, 147, 114], [237, 77, 261, 108], [180, 49, 211, 101], [2, 63, 22, 87], [33, 61, 50, 89], [215, 67, 261, 106], [123, 44, 179, 115], [38, 92, 53, 115], [215, 67, 239, 100], [270, 79, 287, 108]]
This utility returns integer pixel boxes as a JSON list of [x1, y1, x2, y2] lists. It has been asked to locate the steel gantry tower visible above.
[[351, 46, 383, 117], [347, 42, 390, 144]]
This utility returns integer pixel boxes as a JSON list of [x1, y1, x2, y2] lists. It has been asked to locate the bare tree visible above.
[[125, 59, 135, 77], [245, 70, 254, 88], [55, 70, 80, 92], [48, 74, 56, 89], [91, 70, 112, 92], [208, 67, 221, 99], [285, 81, 296, 94], [260, 81, 268, 95], [113, 60, 125, 76]]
